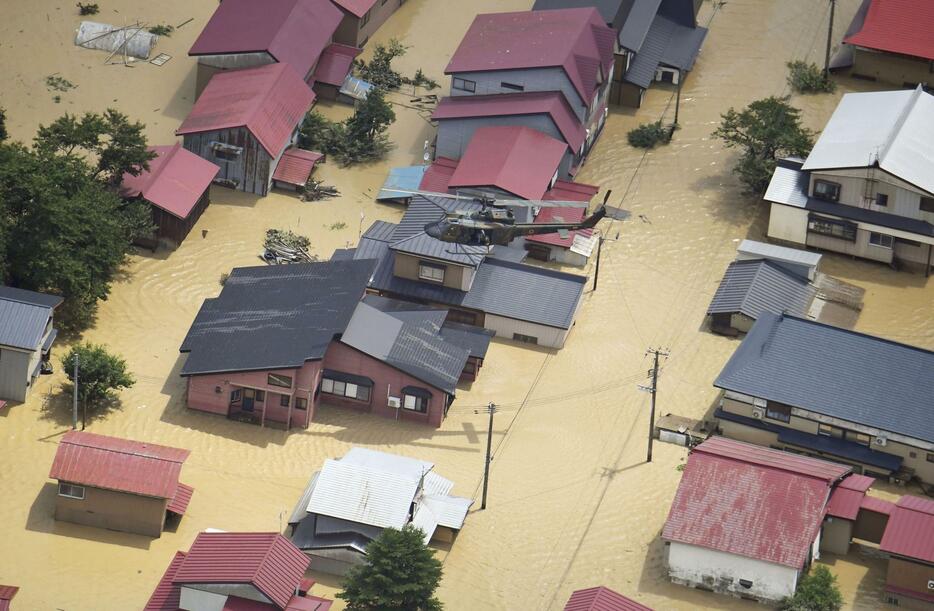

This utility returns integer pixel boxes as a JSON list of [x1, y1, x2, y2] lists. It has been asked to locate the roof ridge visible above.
[[697, 443, 843, 483], [141, 143, 180, 196], [780, 313, 934, 356], [876, 85, 924, 167], [267, 0, 303, 62]]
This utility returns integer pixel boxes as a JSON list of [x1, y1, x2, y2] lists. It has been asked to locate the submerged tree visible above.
[[62, 343, 135, 422], [778, 565, 843, 611], [298, 89, 395, 165], [713, 97, 814, 194], [0, 106, 7, 142], [354, 39, 406, 90], [339, 524, 443, 611]]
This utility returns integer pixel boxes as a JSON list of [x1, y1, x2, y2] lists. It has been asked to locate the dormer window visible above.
[[418, 262, 445, 283], [813, 180, 841, 202]]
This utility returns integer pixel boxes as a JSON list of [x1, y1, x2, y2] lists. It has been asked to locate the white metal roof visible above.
[[422, 495, 474, 530], [341, 447, 434, 480], [736, 240, 822, 268], [306, 459, 419, 529], [422, 471, 454, 497], [410, 504, 439, 543], [569, 233, 598, 257], [801, 86, 934, 195]]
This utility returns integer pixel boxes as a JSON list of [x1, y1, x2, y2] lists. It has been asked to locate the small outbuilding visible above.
[[49, 431, 194, 537], [0, 286, 62, 403], [523, 206, 599, 267], [329, 0, 405, 48], [271, 148, 324, 191], [311, 43, 362, 102], [880, 495, 934, 608], [0, 586, 18, 611], [735, 239, 822, 281], [119, 143, 220, 248], [564, 586, 652, 610]]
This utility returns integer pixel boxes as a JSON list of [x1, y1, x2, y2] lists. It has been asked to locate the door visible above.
[[242, 389, 256, 412]]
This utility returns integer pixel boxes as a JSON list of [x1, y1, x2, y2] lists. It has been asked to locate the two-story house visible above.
[[713, 312, 934, 485], [0, 286, 62, 403], [438, 8, 615, 173], [766, 86, 934, 275]]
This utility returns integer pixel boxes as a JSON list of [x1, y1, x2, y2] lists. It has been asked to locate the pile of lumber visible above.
[[301, 180, 339, 201], [262, 229, 318, 264]]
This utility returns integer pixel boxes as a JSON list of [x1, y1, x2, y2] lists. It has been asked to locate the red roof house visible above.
[[144, 532, 331, 611], [311, 43, 361, 101], [189, 0, 344, 89], [564, 586, 652, 610], [841, 0, 934, 85], [272, 148, 325, 190], [525, 206, 598, 266], [119, 144, 220, 246], [0, 586, 18, 611], [662, 436, 851, 603], [879, 495, 934, 606], [177, 63, 316, 196], [49, 431, 194, 537]]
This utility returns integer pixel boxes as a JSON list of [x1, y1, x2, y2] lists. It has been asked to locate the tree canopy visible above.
[[298, 89, 395, 166], [62, 343, 135, 405], [339, 524, 444, 611], [0, 106, 7, 142], [713, 96, 814, 194], [778, 565, 844, 611]]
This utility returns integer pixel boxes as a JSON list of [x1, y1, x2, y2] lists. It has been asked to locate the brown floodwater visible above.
[[1, 0, 931, 609]]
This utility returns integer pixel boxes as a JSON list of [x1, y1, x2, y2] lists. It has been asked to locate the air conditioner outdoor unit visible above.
[[752, 407, 765, 419], [388, 396, 401, 409], [874, 436, 888, 447], [928, 579, 934, 590]]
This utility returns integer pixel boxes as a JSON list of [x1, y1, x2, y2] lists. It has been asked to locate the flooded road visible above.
[[1, 0, 929, 609]]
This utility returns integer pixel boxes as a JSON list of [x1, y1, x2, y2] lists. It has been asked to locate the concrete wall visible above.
[[393, 253, 474, 291], [0, 346, 31, 403], [851, 47, 934, 88], [183, 128, 275, 196], [332, 0, 405, 48], [885, 556, 934, 609], [820, 517, 852, 555], [767, 203, 809, 245], [483, 313, 570, 349], [449, 67, 586, 120], [54, 483, 167, 537], [667, 541, 800, 603]]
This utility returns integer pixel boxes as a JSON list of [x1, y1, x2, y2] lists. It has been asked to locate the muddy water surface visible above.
[[1, 0, 930, 609]]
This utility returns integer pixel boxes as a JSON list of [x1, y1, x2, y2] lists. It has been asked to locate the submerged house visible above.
[[49, 431, 193, 538], [564, 586, 653, 611], [0, 586, 18, 611], [663, 437, 852, 603], [521, 206, 599, 267], [838, 0, 934, 88], [329, 0, 405, 48], [441, 8, 615, 166], [713, 312, 934, 484], [180, 260, 488, 429], [879, 495, 934, 608], [177, 62, 316, 196], [144, 532, 332, 611], [765, 87, 934, 274], [0, 286, 61, 403], [289, 448, 472, 575], [353, 194, 589, 349], [119, 144, 220, 248], [188, 0, 345, 96]]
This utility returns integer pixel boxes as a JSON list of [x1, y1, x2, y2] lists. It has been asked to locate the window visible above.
[[875, 193, 888, 207], [267, 373, 293, 388], [295, 397, 308, 410], [230, 389, 242, 402], [403, 394, 428, 413], [869, 232, 894, 249], [738, 579, 753, 589], [280, 395, 291, 408], [211, 142, 242, 161], [360, 9, 371, 26], [850, 432, 872, 446], [255, 390, 265, 403], [921, 197, 934, 213], [927, 453, 934, 463], [808, 216, 857, 242], [418, 262, 445, 283], [817, 423, 834, 437], [813, 180, 841, 202], [501, 81, 524, 91], [513, 333, 539, 345], [452, 77, 476, 92], [320, 376, 371, 401], [765, 402, 791, 423], [58, 482, 85, 500], [446, 309, 477, 325]]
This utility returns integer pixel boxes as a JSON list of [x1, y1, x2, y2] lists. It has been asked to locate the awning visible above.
[[339, 75, 373, 101], [167, 483, 195, 516], [401, 386, 432, 399], [777, 428, 903, 472], [273, 148, 324, 187], [322, 369, 373, 387]]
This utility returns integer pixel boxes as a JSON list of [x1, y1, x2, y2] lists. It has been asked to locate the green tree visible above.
[[62, 343, 135, 417], [354, 39, 406, 90], [35, 109, 155, 184], [339, 524, 444, 611], [713, 97, 814, 194], [0, 106, 7, 142], [779, 565, 844, 611], [297, 110, 336, 151], [297, 89, 395, 165]]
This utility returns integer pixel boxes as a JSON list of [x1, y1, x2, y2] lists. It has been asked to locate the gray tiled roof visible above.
[[533, 0, 628, 29], [440, 322, 495, 360], [179, 260, 377, 375], [715, 313, 934, 444], [618, 0, 662, 51], [706, 260, 816, 321], [0, 287, 60, 351], [624, 14, 707, 88]]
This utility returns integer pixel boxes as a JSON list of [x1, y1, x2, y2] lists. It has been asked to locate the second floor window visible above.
[[360, 9, 371, 26], [813, 180, 841, 202], [268, 373, 293, 388], [875, 193, 888, 207], [418, 262, 445, 283], [500, 81, 524, 91], [452, 77, 476, 92], [921, 197, 934, 213], [765, 402, 791, 424]]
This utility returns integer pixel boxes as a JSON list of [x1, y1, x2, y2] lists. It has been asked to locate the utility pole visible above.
[[72, 356, 79, 430], [638, 348, 669, 463], [593, 234, 604, 291], [673, 69, 683, 127], [477, 402, 497, 510], [824, 0, 836, 77]]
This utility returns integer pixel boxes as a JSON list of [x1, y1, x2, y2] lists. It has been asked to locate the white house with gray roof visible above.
[[288, 448, 473, 575], [0, 287, 62, 403], [766, 86, 934, 274]]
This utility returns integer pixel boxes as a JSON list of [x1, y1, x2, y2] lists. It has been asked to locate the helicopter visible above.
[[424, 191, 610, 247]]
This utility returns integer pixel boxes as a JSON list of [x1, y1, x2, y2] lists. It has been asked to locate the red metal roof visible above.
[[447, 126, 567, 200], [844, 0, 934, 62], [886, 584, 934, 604], [826, 473, 875, 520], [419, 157, 459, 194], [189, 0, 343, 79], [526, 206, 594, 249], [432, 92, 586, 153], [0, 586, 18, 602], [564, 586, 652, 611], [330, 0, 378, 19], [144, 551, 187, 611], [312, 43, 360, 86], [167, 483, 195, 516], [223, 596, 277, 611], [119, 144, 219, 219], [173, 532, 310, 609], [445, 9, 615, 105], [838, 473, 874, 492], [861, 495, 896, 515], [662, 437, 849, 568], [544, 179, 599, 202], [49, 431, 190, 499], [272, 148, 324, 186], [177, 63, 316, 157], [285, 595, 332, 611], [880, 495, 934, 563]]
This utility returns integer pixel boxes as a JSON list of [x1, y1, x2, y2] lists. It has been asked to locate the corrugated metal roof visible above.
[[861, 495, 896, 515], [0, 586, 18, 602], [439, 322, 495, 359], [543, 179, 599, 202], [341, 448, 435, 480], [174, 532, 310, 609], [706, 259, 815, 320], [433, 92, 586, 152], [378, 164, 429, 201], [564, 586, 653, 611], [715, 313, 934, 444], [143, 551, 186, 611], [167, 483, 195, 516], [736, 239, 822, 269], [662, 437, 848, 568], [285, 594, 333, 611], [0, 286, 63, 309], [533, 0, 628, 30], [0, 296, 53, 351], [764, 158, 811, 207], [179, 259, 375, 375], [330, 0, 377, 18], [177, 63, 315, 157], [844, 0, 934, 61], [801, 87, 934, 195], [618, 0, 662, 51], [119, 144, 220, 219], [307, 459, 420, 529], [272, 148, 324, 186], [826, 487, 865, 521], [445, 9, 614, 106], [189, 0, 343, 80], [49, 431, 190, 499], [312, 43, 360, 87], [421, 495, 473, 529], [410, 504, 439, 543], [624, 13, 706, 88], [880, 495, 934, 563]]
